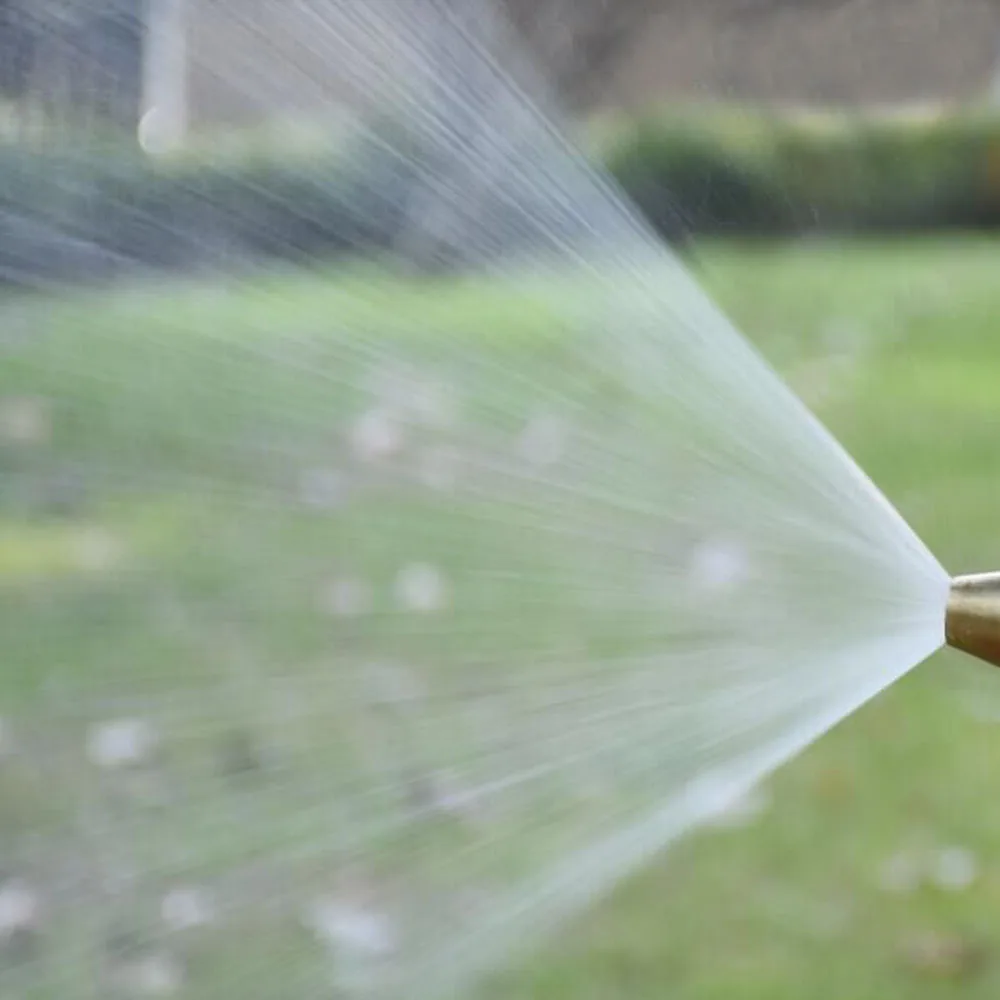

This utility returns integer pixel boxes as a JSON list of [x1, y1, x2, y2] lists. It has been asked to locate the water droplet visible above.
[[349, 409, 404, 463], [394, 563, 449, 613], [519, 413, 567, 468], [931, 847, 978, 892], [689, 539, 749, 592], [160, 887, 215, 931], [0, 880, 40, 939], [305, 898, 396, 958], [87, 719, 158, 769]]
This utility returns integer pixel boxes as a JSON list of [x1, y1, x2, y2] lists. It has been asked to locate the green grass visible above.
[[1, 238, 999, 998]]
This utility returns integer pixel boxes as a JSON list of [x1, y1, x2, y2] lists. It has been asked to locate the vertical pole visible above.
[[991, 37, 1000, 105], [140, 0, 187, 152]]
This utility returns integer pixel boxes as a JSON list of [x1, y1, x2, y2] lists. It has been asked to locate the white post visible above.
[[140, 0, 188, 152]]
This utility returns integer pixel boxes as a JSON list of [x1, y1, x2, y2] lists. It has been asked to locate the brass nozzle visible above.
[[946, 572, 1000, 668]]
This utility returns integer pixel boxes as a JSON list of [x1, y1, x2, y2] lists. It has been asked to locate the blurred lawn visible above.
[[496, 238, 1000, 1000], [1, 238, 999, 998]]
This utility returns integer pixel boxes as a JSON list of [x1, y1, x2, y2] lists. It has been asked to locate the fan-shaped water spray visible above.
[[0, 1, 952, 998]]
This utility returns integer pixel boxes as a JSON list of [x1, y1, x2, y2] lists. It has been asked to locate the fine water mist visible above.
[[0, 1, 949, 997]]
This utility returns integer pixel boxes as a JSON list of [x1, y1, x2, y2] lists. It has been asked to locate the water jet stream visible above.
[[0, 2, 968, 998]]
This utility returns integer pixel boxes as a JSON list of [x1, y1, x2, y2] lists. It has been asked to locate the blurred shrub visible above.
[[604, 105, 1000, 236], [0, 131, 410, 287], [3, 106, 1000, 288], [608, 115, 791, 239]]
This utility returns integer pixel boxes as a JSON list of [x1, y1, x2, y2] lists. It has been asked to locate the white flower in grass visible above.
[[161, 887, 216, 931], [319, 578, 374, 618], [394, 563, 449, 613], [0, 879, 40, 939], [878, 846, 979, 895], [87, 719, 158, 769], [305, 898, 396, 958], [0, 395, 51, 446], [349, 409, 404, 463], [931, 847, 978, 892]]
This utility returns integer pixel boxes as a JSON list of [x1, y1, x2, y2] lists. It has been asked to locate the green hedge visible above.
[[0, 113, 615, 285], [3, 106, 1000, 287], [602, 105, 1000, 238]]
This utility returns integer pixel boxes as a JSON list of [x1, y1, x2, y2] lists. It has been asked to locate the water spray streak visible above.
[[0, 1, 949, 998]]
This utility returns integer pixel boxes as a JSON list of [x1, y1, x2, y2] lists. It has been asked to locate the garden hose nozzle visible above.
[[946, 572, 1000, 668]]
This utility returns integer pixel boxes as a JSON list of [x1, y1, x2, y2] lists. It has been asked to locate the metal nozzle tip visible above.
[[946, 572, 1000, 668]]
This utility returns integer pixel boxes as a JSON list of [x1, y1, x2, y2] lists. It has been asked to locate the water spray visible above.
[[0, 1, 992, 998]]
